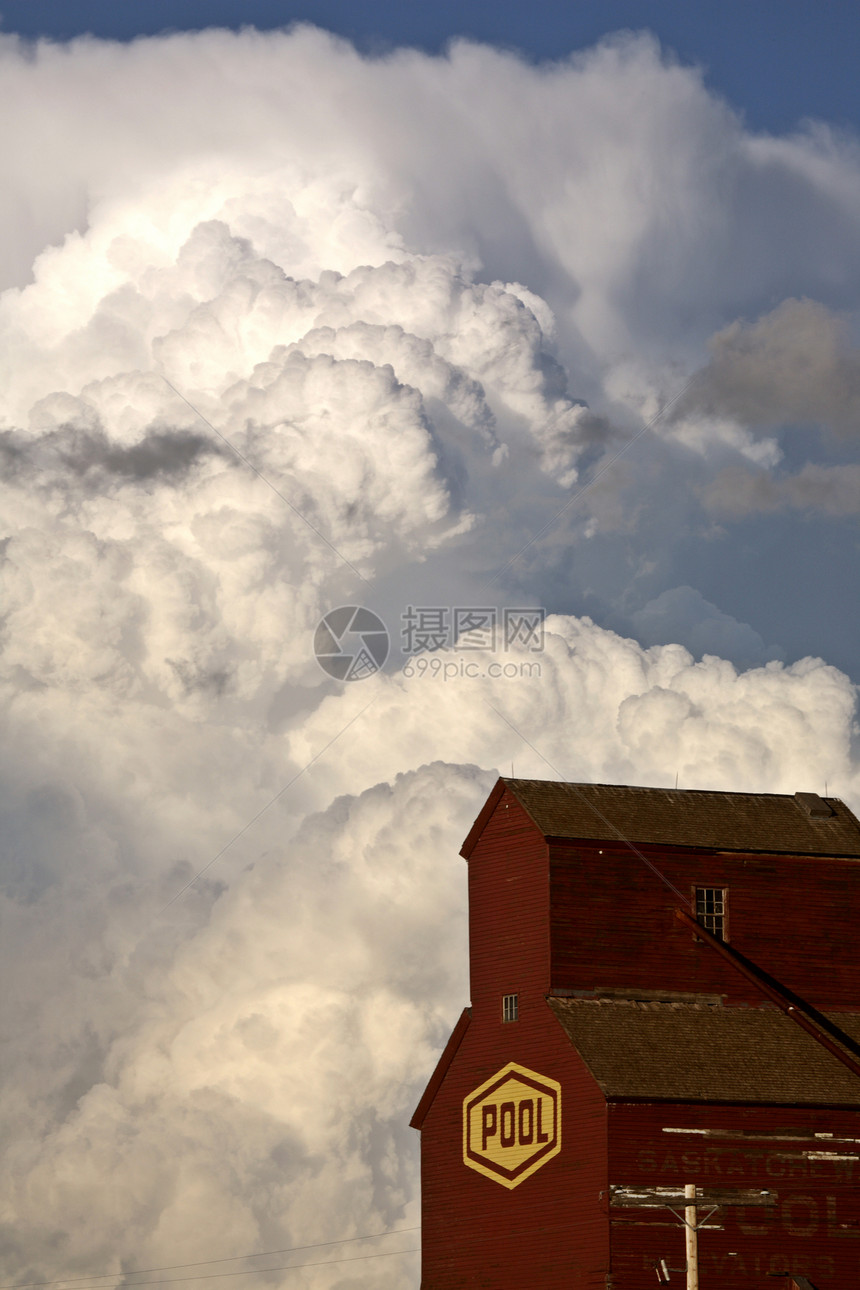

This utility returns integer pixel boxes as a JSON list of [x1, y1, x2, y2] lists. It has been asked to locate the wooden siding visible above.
[[419, 788, 607, 1288], [419, 1006, 609, 1288], [608, 1102, 860, 1287], [414, 781, 860, 1288], [549, 842, 860, 1010], [468, 788, 550, 1023]]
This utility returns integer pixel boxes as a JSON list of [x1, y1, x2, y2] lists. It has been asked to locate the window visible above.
[[695, 887, 728, 942], [502, 993, 519, 1023]]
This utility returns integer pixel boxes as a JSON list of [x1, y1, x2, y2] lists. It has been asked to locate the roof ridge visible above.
[[502, 776, 843, 803], [488, 778, 860, 857]]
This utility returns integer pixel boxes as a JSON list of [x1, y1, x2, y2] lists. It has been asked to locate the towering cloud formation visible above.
[[1, 25, 859, 1290]]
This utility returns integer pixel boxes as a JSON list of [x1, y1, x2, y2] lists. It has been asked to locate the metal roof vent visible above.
[[794, 791, 833, 819]]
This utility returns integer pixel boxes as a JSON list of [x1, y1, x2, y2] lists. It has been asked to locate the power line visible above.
[[7, 1249, 419, 1290], [159, 695, 377, 910], [2, 1229, 420, 1290], [488, 704, 693, 908]]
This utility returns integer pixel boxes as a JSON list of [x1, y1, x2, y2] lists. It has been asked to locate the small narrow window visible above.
[[695, 887, 728, 942], [502, 993, 519, 1023]]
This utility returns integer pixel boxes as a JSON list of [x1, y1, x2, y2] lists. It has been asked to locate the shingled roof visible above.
[[465, 779, 860, 857], [549, 997, 860, 1105]]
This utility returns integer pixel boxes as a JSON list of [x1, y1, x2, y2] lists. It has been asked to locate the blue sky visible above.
[[3, 0, 860, 135]]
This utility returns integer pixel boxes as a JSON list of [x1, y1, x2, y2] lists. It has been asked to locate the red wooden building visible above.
[[411, 779, 860, 1289]]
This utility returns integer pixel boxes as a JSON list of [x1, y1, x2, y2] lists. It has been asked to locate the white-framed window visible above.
[[695, 887, 728, 942], [502, 993, 519, 1023]]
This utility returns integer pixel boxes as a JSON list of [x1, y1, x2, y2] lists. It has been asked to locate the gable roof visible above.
[[461, 778, 860, 858], [409, 1008, 471, 1130], [549, 996, 860, 1106]]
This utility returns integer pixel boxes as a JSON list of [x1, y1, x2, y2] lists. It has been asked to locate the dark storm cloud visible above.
[[0, 425, 224, 489], [702, 461, 860, 517], [674, 298, 860, 438]]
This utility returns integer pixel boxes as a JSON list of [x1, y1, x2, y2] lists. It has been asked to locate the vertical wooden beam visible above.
[[685, 1184, 698, 1290]]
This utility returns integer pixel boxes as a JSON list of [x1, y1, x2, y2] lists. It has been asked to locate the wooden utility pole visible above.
[[609, 1182, 774, 1284], [684, 1183, 698, 1290]]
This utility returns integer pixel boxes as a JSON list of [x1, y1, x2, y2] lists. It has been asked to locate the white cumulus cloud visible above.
[[1, 24, 859, 1290]]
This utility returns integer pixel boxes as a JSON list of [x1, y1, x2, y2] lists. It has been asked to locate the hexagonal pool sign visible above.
[[463, 1061, 561, 1189]]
